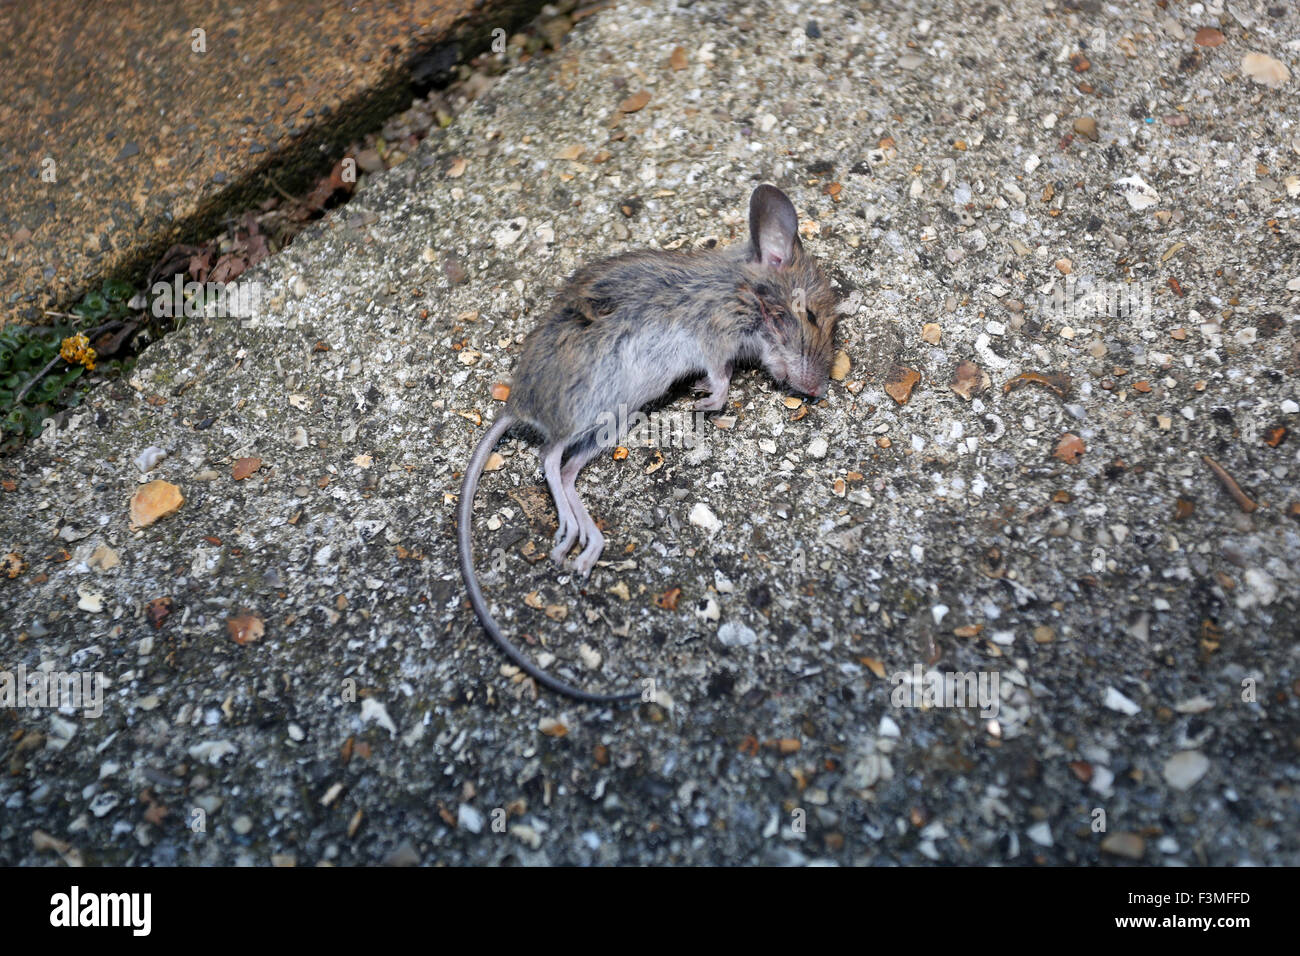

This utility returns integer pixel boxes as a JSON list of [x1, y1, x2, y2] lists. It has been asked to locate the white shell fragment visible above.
[[1114, 175, 1159, 210], [688, 502, 722, 534], [1163, 751, 1210, 790], [360, 698, 398, 737], [492, 217, 528, 249], [1242, 52, 1290, 89], [1103, 687, 1141, 715], [133, 446, 167, 473], [76, 586, 105, 613]]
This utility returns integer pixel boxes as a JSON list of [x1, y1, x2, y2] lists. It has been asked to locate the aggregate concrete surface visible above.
[[2, 0, 1298, 865], [0, 0, 540, 324]]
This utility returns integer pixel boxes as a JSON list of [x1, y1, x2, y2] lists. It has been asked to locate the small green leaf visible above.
[[15, 342, 47, 370], [74, 291, 110, 320], [102, 277, 134, 302]]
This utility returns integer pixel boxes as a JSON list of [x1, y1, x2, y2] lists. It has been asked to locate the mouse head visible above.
[[742, 184, 838, 400]]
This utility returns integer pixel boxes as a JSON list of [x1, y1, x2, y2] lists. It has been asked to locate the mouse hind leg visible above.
[[544, 443, 580, 565], [559, 440, 605, 577]]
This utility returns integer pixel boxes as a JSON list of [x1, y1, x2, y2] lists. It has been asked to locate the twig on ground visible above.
[[1202, 454, 1258, 513]]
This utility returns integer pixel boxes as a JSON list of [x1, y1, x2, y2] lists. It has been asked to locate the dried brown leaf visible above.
[[618, 90, 651, 113], [129, 480, 184, 530], [884, 365, 920, 405], [1054, 433, 1086, 464], [949, 360, 989, 401], [227, 612, 265, 646], [232, 457, 263, 480]]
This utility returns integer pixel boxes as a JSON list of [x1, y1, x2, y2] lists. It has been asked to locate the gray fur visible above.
[[458, 184, 839, 701]]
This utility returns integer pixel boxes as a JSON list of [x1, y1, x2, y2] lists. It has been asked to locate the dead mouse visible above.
[[457, 184, 839, 702]]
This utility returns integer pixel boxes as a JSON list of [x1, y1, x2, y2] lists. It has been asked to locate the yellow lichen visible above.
[[60, 333, 96, 371]]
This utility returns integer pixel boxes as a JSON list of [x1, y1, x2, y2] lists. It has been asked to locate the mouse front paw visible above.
[[692, 369, 730, 411]]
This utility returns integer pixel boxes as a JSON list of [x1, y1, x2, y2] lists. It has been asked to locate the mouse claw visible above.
[[571, 529, 605, 578], [551, 519, 578, 565]]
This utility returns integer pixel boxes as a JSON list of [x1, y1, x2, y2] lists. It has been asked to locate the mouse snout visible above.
[[792, 379, 826, 401], [789, 356, 830, 401]]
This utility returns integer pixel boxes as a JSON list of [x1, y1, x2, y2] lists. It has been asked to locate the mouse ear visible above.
[[749, 184, 800, 269]]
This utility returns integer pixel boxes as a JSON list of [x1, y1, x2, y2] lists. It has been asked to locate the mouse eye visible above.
[[806, 308, 819, 327]]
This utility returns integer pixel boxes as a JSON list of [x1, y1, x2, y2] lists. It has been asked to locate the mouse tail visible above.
[[457, 412, 641, 704]]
